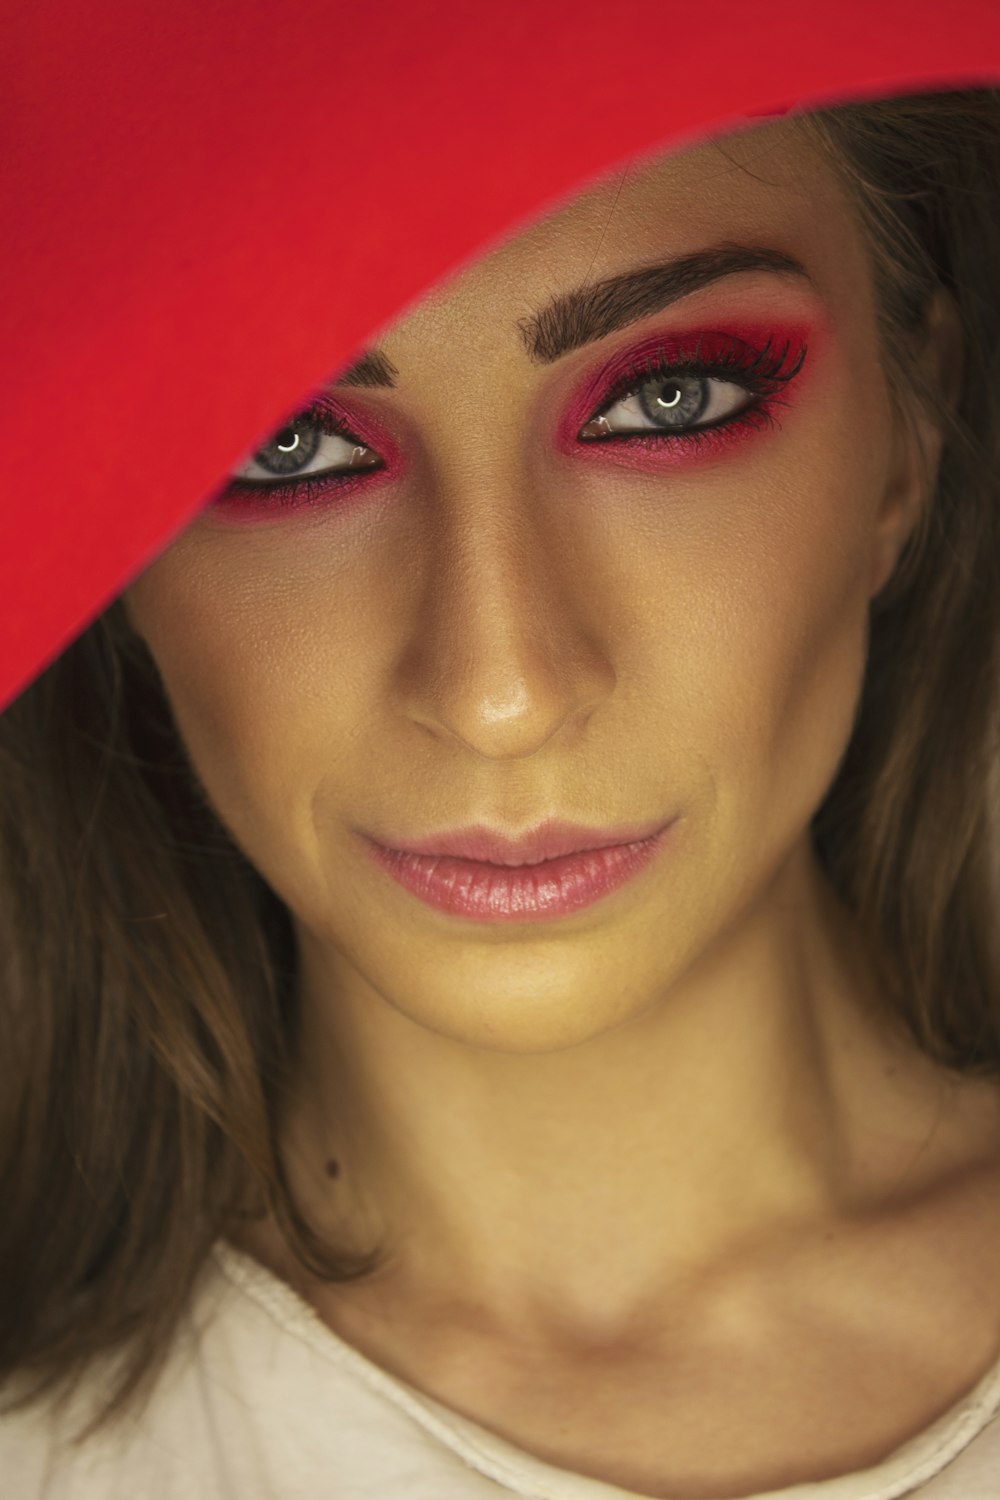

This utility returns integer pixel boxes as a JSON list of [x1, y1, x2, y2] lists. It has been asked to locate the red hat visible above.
[[3, 0, 999, 711]]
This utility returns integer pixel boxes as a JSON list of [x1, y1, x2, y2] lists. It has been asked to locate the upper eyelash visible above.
[[299, 400, 367, 445], [252, 392, 370, 450], [592, 334, 807, 419]]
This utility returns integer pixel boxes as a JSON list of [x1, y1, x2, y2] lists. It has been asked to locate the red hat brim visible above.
[[3, 0, 999, 709]]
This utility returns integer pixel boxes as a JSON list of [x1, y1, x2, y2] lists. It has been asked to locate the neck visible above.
[[273, 842, 944, 1341]]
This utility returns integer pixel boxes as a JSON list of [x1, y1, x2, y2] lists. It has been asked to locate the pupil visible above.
[[256, 419, 322, 475], [638, 374, 707, 428]]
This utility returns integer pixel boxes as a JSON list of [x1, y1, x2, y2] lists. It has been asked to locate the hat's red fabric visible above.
[[3, 0, 999, 711]]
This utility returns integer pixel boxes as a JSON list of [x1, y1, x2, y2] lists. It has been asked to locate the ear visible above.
[[868, 287, 964, 600]]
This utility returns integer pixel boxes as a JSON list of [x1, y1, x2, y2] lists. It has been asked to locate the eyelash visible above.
[[219, 332, 807, 512], [582, 333, 806, 449]]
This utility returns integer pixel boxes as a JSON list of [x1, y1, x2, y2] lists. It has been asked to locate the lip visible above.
[[371, 818, 668, 867], [361, 819, 675, 924]]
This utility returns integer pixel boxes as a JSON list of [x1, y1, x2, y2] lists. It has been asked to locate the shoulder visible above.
[[0, 1249, 255, 1498], [0, 1244, 430, 1499]]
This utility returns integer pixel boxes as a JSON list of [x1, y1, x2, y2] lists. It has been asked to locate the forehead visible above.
[[388, 120, 863, 348]]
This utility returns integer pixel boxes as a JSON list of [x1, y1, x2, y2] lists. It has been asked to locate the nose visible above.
[[393, 469, 617, 760]]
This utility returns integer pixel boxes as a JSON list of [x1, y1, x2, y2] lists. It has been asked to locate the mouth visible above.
[[360, 819, 675, 923], [368, 818, 670, 868]]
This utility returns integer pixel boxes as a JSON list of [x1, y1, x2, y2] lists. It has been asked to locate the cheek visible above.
[[663, 464, 878, 854], [123, 554, 353, 908], [606, 383, 889, 875]]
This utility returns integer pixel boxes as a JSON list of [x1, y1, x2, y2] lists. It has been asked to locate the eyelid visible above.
[[298, 394, 371, 448]]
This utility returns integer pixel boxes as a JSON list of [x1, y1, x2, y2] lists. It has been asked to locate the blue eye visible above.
[[232, 410, 381, 486], [583, 372, 755, 439]]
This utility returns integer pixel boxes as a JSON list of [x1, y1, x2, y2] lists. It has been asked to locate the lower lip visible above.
[[363, 826, 672, 923]]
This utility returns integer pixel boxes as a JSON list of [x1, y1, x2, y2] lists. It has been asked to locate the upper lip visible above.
[[369, 818, 669, 867]]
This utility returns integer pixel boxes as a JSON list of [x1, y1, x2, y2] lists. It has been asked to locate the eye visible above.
[[580, 372, 755, 440], [233, 410, 381, 485]]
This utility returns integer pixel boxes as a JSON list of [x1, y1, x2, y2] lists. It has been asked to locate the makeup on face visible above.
[[207, 392, 406, 523], [554, 322, 810, 471], [205, 317, 815, 523], [200, 239, 823, 524], [359, 821, 676, 923]]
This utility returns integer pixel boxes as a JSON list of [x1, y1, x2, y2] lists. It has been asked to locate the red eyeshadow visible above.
[[204, 391, 407, 524], [554, 321, 816, 469]]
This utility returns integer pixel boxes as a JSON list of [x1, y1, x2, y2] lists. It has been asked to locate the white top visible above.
[[3, 1240, 1000, 1498]]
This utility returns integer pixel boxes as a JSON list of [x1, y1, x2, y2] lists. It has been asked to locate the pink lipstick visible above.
[[361, 818, 673, 922]]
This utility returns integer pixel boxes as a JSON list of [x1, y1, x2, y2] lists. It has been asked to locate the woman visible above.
[[2, 76, 1000, 1500]]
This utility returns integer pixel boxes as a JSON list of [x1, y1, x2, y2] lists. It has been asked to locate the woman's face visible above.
[[123, 119, 935, 1053]]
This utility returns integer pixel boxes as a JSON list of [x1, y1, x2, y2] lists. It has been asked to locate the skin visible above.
[[123, 120, 1000, 1497]]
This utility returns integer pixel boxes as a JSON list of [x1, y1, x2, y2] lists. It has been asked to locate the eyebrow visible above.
[[335, 347, 401, 388], [332, 243, 810, 388], [521, 243, 811, 362]]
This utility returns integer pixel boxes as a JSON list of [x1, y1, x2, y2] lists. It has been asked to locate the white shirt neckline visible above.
[[210, 1239, 1000, 1500]]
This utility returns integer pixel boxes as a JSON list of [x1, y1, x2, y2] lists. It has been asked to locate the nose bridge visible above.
[[396, 449, 616, 760]]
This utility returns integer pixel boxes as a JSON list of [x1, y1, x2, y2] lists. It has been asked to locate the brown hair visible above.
[[1, 87, 999, 1439]]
